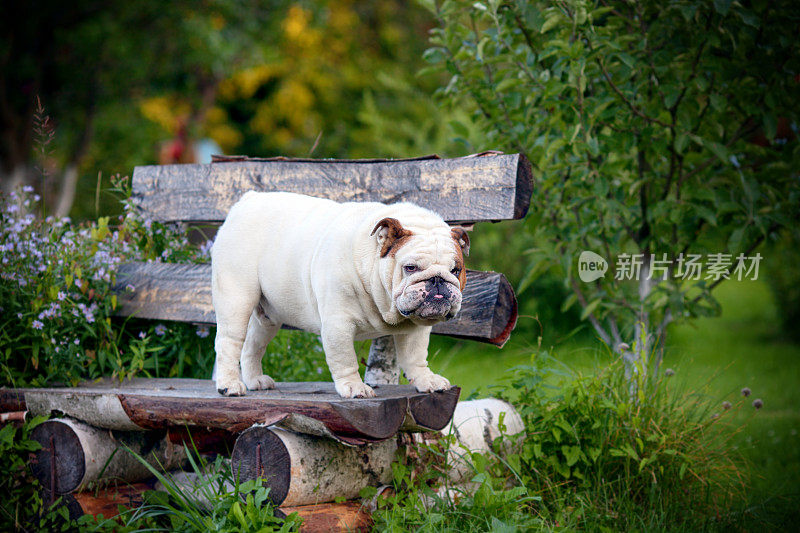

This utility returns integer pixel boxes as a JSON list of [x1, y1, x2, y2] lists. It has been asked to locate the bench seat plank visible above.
[[4, 379, 460, 444], [131, 153, 532, 224], [113, 262, 517, 347]]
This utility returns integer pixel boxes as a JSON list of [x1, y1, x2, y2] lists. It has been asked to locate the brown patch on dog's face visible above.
[[371, 217, 414, 258], [451, 228, 469, 290]]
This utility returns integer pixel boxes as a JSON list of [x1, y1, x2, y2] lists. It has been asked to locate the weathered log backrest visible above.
[[115, 152, 533, 346]]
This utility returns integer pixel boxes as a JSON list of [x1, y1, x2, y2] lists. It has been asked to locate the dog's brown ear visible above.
[[371, 217, 413, 258], [451, 227, 470, 257]]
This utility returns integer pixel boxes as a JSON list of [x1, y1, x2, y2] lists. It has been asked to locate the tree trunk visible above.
[[54, 163, 79, 218]]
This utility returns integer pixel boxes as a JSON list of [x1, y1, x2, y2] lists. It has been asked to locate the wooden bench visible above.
[[4, 152, 532, 529]]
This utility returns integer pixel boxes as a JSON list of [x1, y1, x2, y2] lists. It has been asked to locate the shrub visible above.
[[0, 183, 328, 387], [0, 416, 48, 532], [495, 354, 749, 529]]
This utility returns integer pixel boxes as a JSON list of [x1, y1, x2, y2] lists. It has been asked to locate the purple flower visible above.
[[752, 399, 764, 410], [23, 185, 34, 193], [664, 368, 675, 377], [57, 291, 67, 301], [741, 387, 751, 397], [196, 326, 210, 338], [32, 320, 44, 330], [155, 324, 167, 336], [199, 240, 214, 257], [125, 284, 135, 292], [722, 401, 732, 411], [138, 331, 147, 339]]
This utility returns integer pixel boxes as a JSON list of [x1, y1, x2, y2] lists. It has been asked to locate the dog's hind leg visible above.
[[240, 303, 279, 391], [212, 269, 260, 396]]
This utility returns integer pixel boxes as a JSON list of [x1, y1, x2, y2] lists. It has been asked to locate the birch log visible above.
[[231, 426, 396, 507], [364, 336, 399, 387], [30, 418, 188, 494]]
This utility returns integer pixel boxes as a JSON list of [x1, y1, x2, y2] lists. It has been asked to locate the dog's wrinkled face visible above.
[[372, 217, 469, 325]]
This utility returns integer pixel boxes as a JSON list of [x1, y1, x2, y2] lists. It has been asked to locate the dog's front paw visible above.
[[216, 378, 248, 396], [410, 372, 451, 393], [244, 374, 275, 391], [335, 378, 376, 399]]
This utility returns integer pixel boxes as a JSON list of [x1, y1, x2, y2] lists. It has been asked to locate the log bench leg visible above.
[[365, 336, 399, 386], [30, 418, 188, 494], [231, 425, 396, 507]]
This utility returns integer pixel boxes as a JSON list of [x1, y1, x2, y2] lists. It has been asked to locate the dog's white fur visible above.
[[211, 191, 466, 398]]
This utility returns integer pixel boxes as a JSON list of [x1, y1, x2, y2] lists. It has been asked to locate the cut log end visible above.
[[31, 420, 86, 494], [230, 426, 291, 506]]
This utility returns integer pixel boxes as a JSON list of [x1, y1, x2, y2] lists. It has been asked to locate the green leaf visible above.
[[562, 445, 581, 466], [580, 299, 601, 321], [763, 113, 777, 140], [713, 0, 732, 16], [702, 138, 731, 163], [675, 133, 689, 153]]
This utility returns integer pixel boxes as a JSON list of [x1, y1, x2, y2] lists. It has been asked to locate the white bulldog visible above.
[[211, 191, 469, 398]]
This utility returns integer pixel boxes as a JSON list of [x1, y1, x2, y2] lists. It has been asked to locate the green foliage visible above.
[[371, 439, 543, 531], [424, 0, 800, 362], [493, 354, 749, 529], [2, 0, 282, 218], [0, 184, 198, 386], [0, 184, 327, 387], [0, 416, 48, 531], [763, 232, 800, 342], [122, 452, 301, 532]]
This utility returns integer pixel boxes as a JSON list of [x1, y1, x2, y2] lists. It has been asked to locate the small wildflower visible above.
[[138, 331, 147, 339], [711, 413, 720, 419], [741, 387, 751, 397], [73, 339, 80, 345], [722, 401, 732, 411], [155, 324, 167, 336], [752, 398, 764, 410], [57, 291, 67, 301], [196, 325, 210, 338], [617, 342, 630, 352], [199, 240, 214, 257], [126, 284, 135, 292], [23, 185, 34, 193], [32, 320, 44, 330], [316, 367, 323, 374], [664, 368, 675, 377]]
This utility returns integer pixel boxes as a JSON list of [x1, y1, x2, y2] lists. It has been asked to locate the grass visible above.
[[429, 278, 800, 530]]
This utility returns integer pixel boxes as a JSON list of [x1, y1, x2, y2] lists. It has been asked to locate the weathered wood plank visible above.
[[131, 153, 532, 224], [9, 379, 459, 442], [113, 262, 517, 346]]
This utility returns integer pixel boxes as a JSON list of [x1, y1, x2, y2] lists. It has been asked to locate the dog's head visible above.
[[371, 214, 469, 325]]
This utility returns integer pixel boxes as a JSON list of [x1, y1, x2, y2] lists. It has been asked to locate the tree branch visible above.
[[596, 57, 671, 129], [570, 278, 612, 346]]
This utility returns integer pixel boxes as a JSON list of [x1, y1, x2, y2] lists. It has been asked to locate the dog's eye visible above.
[[451, 268, 461, 277], [403, 264, 418, 274]]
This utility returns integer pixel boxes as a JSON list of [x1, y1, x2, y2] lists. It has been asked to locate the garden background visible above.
[[1, 1, 798, 531]]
